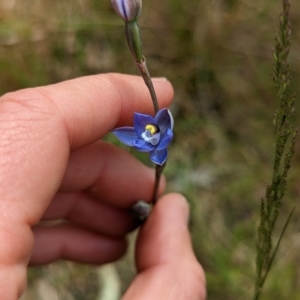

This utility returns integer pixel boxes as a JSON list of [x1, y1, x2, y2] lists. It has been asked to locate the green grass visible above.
[[1, 0, 300, 299]]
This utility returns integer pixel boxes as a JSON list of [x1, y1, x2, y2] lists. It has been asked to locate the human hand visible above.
[[0, 73, 205, 299], [123, 193, 206, 300]]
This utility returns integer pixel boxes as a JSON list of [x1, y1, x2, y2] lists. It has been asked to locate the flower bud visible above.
[[111, 0, 142, 22]]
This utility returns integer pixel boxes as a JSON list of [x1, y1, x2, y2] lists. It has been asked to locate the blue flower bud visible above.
[[111, 0, 142, 22]]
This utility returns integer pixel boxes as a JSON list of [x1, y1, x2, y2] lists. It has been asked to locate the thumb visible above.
[[123, 193, 206, 300]]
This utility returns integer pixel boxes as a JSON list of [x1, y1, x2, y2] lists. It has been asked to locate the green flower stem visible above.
[[125, 21, 159, 114], [136, 57, 159, 114], [137, 57, 162, 204], [125, 22, 143, 63], [125, 20, 163, 204], [152, 162, 166, 204]]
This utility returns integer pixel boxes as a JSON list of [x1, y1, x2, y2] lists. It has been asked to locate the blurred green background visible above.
[[1, 0, 300, 299]]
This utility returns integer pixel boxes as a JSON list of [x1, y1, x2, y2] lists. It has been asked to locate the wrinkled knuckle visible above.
[[0, 88, 61, 140], [1, 87, 57, 117], [98, 73, 124, 110]]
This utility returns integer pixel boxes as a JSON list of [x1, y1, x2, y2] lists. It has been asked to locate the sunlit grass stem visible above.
[[254, 0, 298, 298]]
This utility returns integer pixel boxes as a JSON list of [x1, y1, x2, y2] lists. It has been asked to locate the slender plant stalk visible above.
[[124, 19, 165, 204], [254, 207, 295, 300], [135, 56, 165, 203], [136, 58, 159, 114], [111, 1, 167, 210], [136, 58, 165, 204], [254, 0, 298, 298]]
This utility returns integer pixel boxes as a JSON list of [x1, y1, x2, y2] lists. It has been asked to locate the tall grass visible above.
[[254, 0, 298, 298]]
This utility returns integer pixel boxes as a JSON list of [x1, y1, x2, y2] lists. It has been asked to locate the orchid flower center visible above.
[[141, 123, 161, 145]]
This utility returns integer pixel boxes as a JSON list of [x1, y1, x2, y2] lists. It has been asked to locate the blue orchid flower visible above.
[[112, 108, 174, 165]]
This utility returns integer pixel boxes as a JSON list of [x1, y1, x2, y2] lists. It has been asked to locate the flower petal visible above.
[[155, 108, 174, 134], [133, 139, 155, 152], [141, 131, 161, 145], [111, 0, 142, 22], [112, 127, 138, 146], [168, 109, 174, 130], [157, 128, 173, 150], [134, 112, 156, 136], [150, 148, 168, 165]]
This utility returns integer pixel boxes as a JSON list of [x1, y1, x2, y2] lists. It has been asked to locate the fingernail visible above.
[[176, 194, 190, 224], [183, 203, 190, 225]]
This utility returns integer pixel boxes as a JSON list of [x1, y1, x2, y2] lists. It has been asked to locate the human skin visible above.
[[0, 73, 206, 299]]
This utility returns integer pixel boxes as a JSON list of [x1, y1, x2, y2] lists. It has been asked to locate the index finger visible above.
[[0, 73, 173, 223], [2, 73, 173, 149], [123, 193, 206, 300]]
